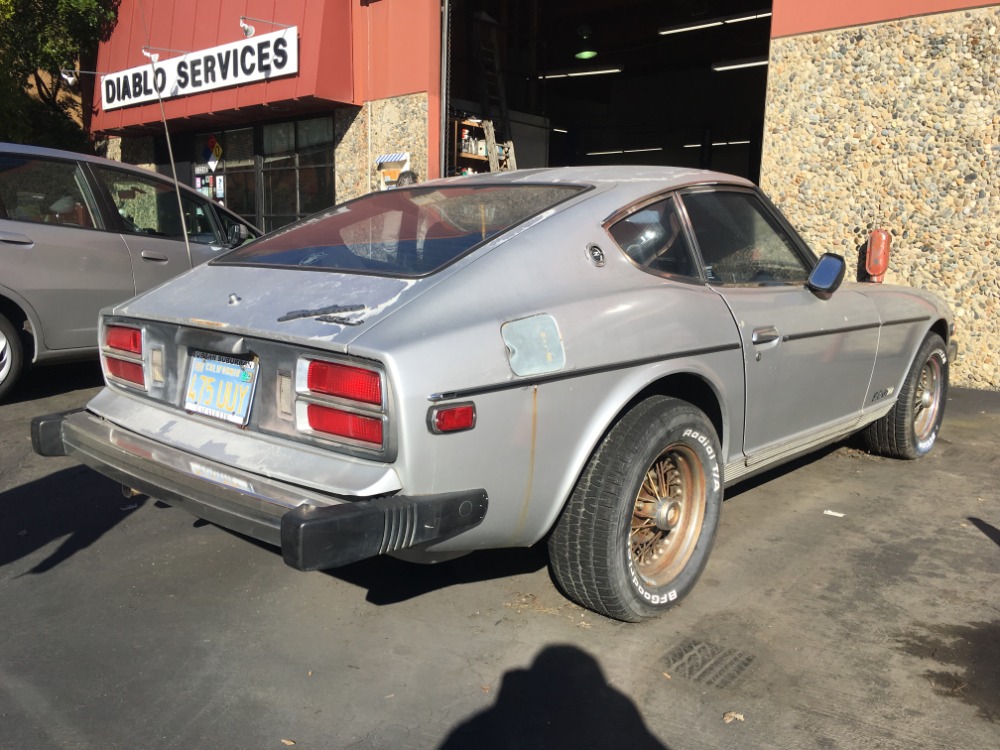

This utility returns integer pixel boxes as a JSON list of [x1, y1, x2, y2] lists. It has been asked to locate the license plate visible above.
[[184, 351, 259, 426]]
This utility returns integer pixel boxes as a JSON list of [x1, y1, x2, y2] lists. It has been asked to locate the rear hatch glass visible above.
[[217, 183, 585, 277]]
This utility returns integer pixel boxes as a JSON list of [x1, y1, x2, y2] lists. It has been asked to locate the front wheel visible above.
[[0, 313, 25, 402], [862, 332, 948, 460], [548, 396, 723, 622]]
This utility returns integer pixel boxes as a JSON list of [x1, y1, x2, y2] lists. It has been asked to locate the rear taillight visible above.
[[102, 324, 145, 389], [307, 404, 383, 445], [307, 360, 382, 405], [296, 357, 386, 450], [105, 357, 145, 386], [106, 326, 142, 354]]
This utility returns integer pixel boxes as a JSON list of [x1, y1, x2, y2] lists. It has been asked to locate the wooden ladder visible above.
[[474, 13, 517, 171]]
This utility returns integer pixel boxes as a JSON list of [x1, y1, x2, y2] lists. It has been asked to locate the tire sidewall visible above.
[[612, 402, 723, 618], [907, 336, 948, 458], [0, 314, 25, 402]]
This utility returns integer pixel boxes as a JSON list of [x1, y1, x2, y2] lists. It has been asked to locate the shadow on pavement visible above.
[[968, 517, 1000, 549], [4, 361, 104, 405], [438, 644, 669, 749], [0, 466, 143, 574], [325, 545, 549, 605]]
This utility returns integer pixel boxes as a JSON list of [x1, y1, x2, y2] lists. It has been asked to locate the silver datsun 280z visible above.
[[33, 166, 957, 622]]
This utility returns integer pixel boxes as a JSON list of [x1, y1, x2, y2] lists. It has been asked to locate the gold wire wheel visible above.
[[630, 443, 706, 587], [913, 355, 943, 443]]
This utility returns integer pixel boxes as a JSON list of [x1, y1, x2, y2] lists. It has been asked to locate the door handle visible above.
[[751, 326, 780, 345], [140, 250, 169, 263], [0, 230, 34, 247]]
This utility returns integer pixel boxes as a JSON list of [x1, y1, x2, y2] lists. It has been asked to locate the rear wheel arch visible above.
[[543, 370, 727, 538], [633, 372, 725, 450], [0, 295, 36, 359]]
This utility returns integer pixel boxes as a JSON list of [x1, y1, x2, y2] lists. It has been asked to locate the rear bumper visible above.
[[31, 409, 488, 570]]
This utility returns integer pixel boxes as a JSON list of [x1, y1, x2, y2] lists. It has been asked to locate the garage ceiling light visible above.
[[539, 66, 623, 80], [659, 21, 723, 36], [712, 57, 768, 72], [683, 141, 752, 148], [659, 10, 771, 36], [586, 147, 663, 156]]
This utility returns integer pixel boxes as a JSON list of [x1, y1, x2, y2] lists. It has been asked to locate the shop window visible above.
[[192, 118, 335, 233], [261, 117, 335, 231]]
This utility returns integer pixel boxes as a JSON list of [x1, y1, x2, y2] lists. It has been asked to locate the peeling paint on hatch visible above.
[[277, 304, 367, 323]]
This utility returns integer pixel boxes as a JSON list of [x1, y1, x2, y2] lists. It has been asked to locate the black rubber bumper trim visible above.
[[31, 409, 83, 457], [31, 408, 488, 571], [281, 490, 489, 570]]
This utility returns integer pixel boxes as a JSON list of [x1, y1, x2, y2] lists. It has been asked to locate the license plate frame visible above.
[[184, 351, 259, 426]]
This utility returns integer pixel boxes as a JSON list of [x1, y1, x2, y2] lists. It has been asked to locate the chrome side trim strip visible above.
[[724, 400, 895, 485]]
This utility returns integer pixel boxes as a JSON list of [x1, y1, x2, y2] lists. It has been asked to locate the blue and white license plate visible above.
[[184, 351, 259, 426]]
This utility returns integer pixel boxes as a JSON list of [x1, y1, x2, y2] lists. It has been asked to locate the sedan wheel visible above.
[[549, 396, 723, 622]]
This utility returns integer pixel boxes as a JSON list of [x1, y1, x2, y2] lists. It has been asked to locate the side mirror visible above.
[[227, 223, 250, 247], [807, 253, 846, 297]]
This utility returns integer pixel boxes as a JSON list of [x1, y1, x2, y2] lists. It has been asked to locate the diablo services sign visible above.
[[101, 27, 298, 111]]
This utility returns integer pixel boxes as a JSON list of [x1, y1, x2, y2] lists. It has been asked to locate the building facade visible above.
[[93, 0, 442, 232], [761, 1, 1000, 388]]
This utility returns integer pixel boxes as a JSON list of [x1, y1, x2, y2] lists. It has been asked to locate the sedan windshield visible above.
[[218, 183, 585, 276]]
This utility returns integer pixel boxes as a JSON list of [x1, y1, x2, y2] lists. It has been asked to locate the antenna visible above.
[[136, 0, 192, 269]]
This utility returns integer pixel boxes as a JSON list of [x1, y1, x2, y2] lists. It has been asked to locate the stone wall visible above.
[[335, 92, 430, 202], [761, 6, 1000, 389]]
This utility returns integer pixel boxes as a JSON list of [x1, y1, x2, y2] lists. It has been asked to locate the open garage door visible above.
[[444, 0, 772, 181]]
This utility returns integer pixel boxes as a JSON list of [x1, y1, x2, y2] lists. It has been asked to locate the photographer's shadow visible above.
[[0, 466, 142, 574], [439, 644, 669, 750]]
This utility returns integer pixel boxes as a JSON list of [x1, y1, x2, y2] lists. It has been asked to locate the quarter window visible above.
[[681, 191, 811, 285], [608, 196, 698, 278], [0, 156, 100, 229]]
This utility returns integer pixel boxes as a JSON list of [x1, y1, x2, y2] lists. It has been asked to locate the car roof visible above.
[[433, 164, 756, 191], [0, 141, 175, 179]]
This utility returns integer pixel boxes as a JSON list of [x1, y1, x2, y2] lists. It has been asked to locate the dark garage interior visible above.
[[446, 0, 773, 181]]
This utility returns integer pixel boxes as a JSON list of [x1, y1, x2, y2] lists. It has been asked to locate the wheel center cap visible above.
[[656, 498, 682, 531]]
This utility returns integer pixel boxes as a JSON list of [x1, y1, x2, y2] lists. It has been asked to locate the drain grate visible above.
[[660, 638, 755, 688]]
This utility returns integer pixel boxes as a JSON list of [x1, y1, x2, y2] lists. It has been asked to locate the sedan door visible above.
[[0, 154, 135, 351], [90, 165, 231, 293], [679, 188, 880, 464]]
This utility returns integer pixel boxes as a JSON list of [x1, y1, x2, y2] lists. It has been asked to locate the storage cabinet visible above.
[[449, 117, 512, 175]]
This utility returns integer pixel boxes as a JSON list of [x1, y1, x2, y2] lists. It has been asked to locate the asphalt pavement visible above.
[[1, 362, 998, 749]]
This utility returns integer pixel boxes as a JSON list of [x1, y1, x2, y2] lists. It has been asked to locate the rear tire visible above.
[[862, 332, 948, 459], [0, 313, 25, 402], [548, 396, 723, 622]]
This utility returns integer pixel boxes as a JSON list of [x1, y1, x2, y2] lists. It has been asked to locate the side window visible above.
[[0, 156, 100, 229], [94, 166, 221, 245], [681, 191, 811, 285], [607, 196, 698, 278]]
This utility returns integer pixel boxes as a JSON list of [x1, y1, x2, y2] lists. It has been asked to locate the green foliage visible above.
[[0, 0, 120, 149]]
